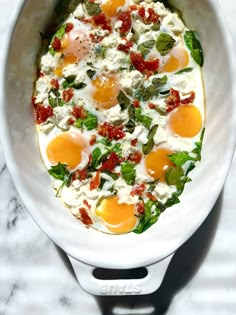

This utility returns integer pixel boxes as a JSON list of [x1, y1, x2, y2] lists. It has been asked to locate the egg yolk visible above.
[[169, 104, 202, 137], [96, 196, 137, 234], [92, 74, 119, 109], [145, 148, 175, 181], [162, 47, 189, 73], [47, 132, 88, 170], [54, 29, 90, 77], [101, 0, 125, 17]]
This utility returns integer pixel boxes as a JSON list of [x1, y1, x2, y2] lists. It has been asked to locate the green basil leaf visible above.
[[138, 40, 155, 57], [121, 161, 136, 185], [85, 1, 102, 16], [117, 90, 131, 110], [83, 111, 98, 130], [184, 30, 204, 66], [152, 75, 168, 87], [175, 67, 193, 75], [48, 162, 70, 181], [156, 33, 176, 56], [168, 151, 195, 167], [134, 200, 161, 234]]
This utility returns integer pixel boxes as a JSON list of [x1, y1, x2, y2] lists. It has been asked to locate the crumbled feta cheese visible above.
[[133, 125, 149, 144], [63, 64, 80, 79], [154, 182, 177, 203], [104, 104, 129, 125], [154, 126, 168, 145], [162, 13, 185, 35], [115, 178, 139, 205], [73, 4, 85, 19], [35, 77, 50, 102], [40, 53, 60, 74], [120, 70, 144, 90]]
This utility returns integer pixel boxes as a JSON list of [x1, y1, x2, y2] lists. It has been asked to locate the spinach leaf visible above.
[[192, 128, 205, 161], [121, 161, 136, 185], [48, 162, 69, 181], [134, 200, 162, 234], [168, 151, 195, 167], [84, 112, 98, 130], [156, 33, 176, 56], [165, 166, 191, 194], [184, 30, 204, 66]]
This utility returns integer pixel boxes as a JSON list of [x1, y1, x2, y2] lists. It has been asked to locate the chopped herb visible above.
[[138, 40, 155, 57], [135, 108, 152, 129], [156, 33, 176, 56], [117, 90, 131, 110], [49, 24, 67, 54], [142, 124, 159, 155], [192, 128, 205, 161], [48, 162, 70, 181], [134, 200, 162, 234], [87, 69, 96, 79], [62, 79, 87, 89], [151, 23, 161, 31], [83, 112, 98, 130], [121, 161, 136, 185], [184, 30, 204, 66], [152, 75, 168, 87], [175, 67, 193, 75], [125, 119, 136, 133], [85, 0, 102, 16], [168, 151, 195, 167]]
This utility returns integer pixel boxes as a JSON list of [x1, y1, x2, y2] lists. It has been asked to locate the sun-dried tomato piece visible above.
[[130, 52, 146, 73], [50, 79, 59, 90], [130, 52, 159, 74], [89, 135, 97, 146], [166, 88, 181, 112], [89, 33, 104, 43], [117, 41, 133, 54], [128, 151, 142, 164], [62, 88, 74, 103], [33, 103, 53, 124], [98, 122, 125, 140], [72, 169, 88, 181], [90, 171, 101, 190], [118, 11, 132, 34], [180, 91, 195, 104], [79, 208, 93, 225], [66, 22, 74, 32], [99, 152, 122, 172], [131, 138, 138, 147], [72, 106, 87, 119], [136, 201, 145, 215], [130, 183, 146, 197], [144, 59, 159, 72], [83, 199, 91, 209], [138, 7, 159, 24], [51, 36, 61, 50], [132, 100, 140, 108], [146, 192, 157, 201], [93, 13, 112, 32], [68, 118, 75, 125], [148, 102, 156, 109]]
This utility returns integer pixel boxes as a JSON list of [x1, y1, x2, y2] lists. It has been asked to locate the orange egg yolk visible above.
[[47, 132, 88, 170], [54, 29, 90, 77], [162, 47, 189, 73], [145, 148, 175, 182], [96, 196, 137, 234], [92, 75, 119, 109], [101, 0, 125, 17], [169, 104, 202, 138]]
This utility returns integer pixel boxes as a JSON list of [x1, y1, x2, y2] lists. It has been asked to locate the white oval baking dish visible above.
[[0, 0, 236, 296]]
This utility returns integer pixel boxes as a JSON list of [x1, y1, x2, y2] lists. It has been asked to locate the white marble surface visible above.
[[0, 1, 236, 314]]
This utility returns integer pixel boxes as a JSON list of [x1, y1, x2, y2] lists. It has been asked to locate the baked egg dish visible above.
[[32, 0, 205, 234]]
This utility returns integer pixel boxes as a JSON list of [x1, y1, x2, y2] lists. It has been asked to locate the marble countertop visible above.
[[1, 1, 236, 314]]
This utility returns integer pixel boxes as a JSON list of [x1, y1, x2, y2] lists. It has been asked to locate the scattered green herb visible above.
[[156, 33, 176, 56], [117, 90, 131, 111], [184, 30, 204, 66], [121, 161, 136, 185]]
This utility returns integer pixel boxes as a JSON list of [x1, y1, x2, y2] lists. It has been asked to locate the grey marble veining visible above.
[[1, 1, 236, 314]]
